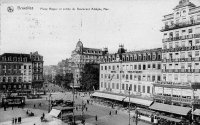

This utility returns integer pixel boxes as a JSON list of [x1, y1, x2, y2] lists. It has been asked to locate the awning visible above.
[[124, 97, 153, 106], [91, 92, 126, 101], [49, 109, 61, 117], [158, 115, 181, 123], [193, 109, 200, 116], [149, 103, 191, 116]]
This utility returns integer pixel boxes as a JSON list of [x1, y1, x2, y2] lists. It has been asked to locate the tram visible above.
[[2, 96, 25, 107], [135, 108, 158, 124]]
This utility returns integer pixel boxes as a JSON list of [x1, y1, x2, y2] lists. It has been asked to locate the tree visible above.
[[80, 63, 99, 91], [63, 73, 73, 89]]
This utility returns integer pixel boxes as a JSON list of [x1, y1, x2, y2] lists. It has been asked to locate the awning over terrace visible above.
[[49, 109, 61, 117], [149, 103, 191, 116], [91, 92, 126, 101], [124, 97, 153, 106]]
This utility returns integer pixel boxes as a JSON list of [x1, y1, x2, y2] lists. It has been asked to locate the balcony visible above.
[[161, 21, 200, 32]]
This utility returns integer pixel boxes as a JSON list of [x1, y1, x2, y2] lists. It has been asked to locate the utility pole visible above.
[[128, 86, 130, 125], [192, 88, 194, 121], [72, 81, 75, 125], [48, 93, 51, 113]]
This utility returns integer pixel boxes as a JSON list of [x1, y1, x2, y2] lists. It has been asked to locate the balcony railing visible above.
[[161, 21, 200, 32], [162, 69, 200, 73], [162, 57, 200, 62], [162, 45, 200, 53]]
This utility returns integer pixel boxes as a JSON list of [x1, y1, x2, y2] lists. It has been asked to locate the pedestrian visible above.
[[86, 107, 88, 111], [95, 115, 98, 121], [42, 113, 45, 118], [109, 111, 111, 116], [15, 117, 17, 124], [18, 117, 21, 123], [115, 110, 117, 115], [12, 118, 14, 124]]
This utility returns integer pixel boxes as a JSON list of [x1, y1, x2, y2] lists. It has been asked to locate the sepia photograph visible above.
[[1, 0, 200, 124]]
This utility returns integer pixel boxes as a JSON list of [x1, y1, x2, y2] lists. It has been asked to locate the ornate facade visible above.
[[0, 52, 44, 93], [70, 40, 107, 87], [154, 0, 200, 107]]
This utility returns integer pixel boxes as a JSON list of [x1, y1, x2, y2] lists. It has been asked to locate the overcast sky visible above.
[[1, 0, 200, 65]]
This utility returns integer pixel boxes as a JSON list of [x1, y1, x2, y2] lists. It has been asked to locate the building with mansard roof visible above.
[[95, 45, 162, 107], [70, 40, 108, 88]]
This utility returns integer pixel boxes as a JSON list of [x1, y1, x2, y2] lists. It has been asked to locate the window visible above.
[[112, 83, 115, 89], [181, 41, 185, 47], [197, 15, 200, 22], [116, 83, 119, 89], [138, 75, 141, 81], [126, 84, 128, 90], [148, 64, 151, 68], [163, 43, 167, 49], [196, 39, 200, 45], [189, 29, 192, 33], [122, 84, 124, 90], [188, 51, 192, 58], [101, 82, 103, 87], [153, 64, 156, 68], [138, 65, 141, 70], [138, 85, 141, 92], [195, 51, 199, 57], [143, 86, 145, 93], [157, 64, 161, 69], [189, 40, 193, 46], [143, 64, 146, 70], [105, 66, 107, 70], [157, 75, 161, 81], [169, 42, 173, 48], [175, 42, 179, 48], [101, 66, 103, 70], [134, 85, 137, 92], [134, 65, 137, 69], [147, 86, 150, 93], [174, 74, 178, 81], [126, 74, 128, 80], [130, 84, 132, 91], [101, 74, 103, 78], [112, 65, 115, 70], [104, 82, 107, 88], [117, 74, 119, 79], [130, 75, 132, 80], [152, 75, 155, 81]]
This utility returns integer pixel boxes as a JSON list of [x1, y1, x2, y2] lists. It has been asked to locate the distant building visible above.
[[70, 40, 107, 88], [0, 52, 44, 93]]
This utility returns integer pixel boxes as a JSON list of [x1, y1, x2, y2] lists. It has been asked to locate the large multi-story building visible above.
[[151, 0, 200, 119], [70, 40, 107, 88], [95, 45, 162, 107], [0, 52, 44, 93]]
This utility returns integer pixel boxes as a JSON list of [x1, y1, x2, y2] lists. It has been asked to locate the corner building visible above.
[[0, 52, 44, 93], [152, 0, 200, 120], [71, 40, 107, 88]]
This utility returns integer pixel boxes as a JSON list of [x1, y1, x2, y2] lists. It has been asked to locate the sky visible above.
[[1, 0, 200, 65]]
